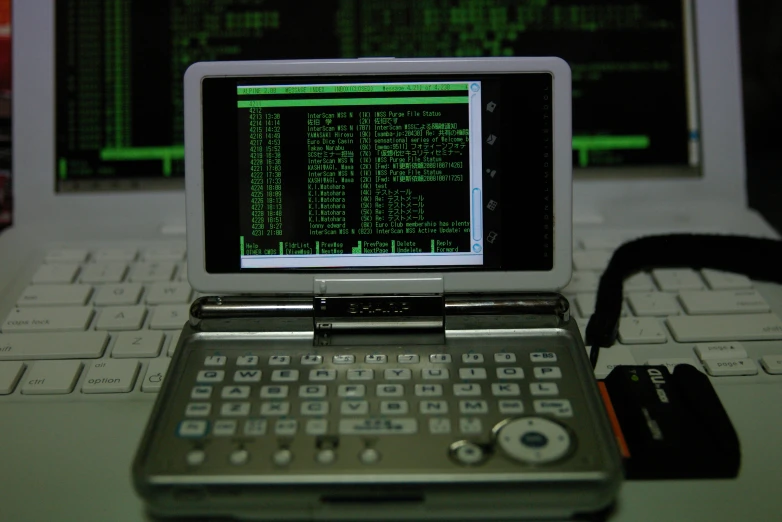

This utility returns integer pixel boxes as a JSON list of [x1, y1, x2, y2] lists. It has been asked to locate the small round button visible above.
[[185, 449, 206, 466], [229, 449, 249, 466], [495, 417, 572, 465], [449, 441, 486, 466], [359, 448, 381, 464], [316, 449, 336, 465], [272, 448, 293, 467]]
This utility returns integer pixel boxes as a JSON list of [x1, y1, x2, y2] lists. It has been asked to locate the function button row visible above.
[[202, 353, 561, 367]]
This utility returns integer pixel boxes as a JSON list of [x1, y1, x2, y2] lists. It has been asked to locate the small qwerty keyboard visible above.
[[145, 337, 607, 475]]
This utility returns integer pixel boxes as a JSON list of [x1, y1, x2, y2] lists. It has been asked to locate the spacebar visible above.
[[666, 313, 782, 342], [339, 418, 418, 435], [0, 332, 110, 360]]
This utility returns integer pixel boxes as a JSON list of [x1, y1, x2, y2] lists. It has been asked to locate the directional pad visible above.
[[495, 417, 572, 464]]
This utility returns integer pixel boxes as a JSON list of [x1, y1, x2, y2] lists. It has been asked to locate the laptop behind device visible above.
[[1, 1, 782, 521]]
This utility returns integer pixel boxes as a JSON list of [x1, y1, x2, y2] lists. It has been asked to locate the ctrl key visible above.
[[21, 361, 83, 394]]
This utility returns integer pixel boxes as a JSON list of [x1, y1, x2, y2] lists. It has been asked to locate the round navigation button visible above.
[[495, 417, 572, 465], [316, 449, 336, 465], [185, 449, 205, 466], [229, 449, 249, 466], [359, 448, 381, 465], [272, 448, 293, 467], [449, 441, 486, 466]]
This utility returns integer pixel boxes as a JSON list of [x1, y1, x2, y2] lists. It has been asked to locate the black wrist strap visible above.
[[585, 234, 782, 368]]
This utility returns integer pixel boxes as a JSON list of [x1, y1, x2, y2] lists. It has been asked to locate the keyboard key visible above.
[[2, 306, 94, 332], [275, 419, 298, 436], [534, 399, 573, 418], [301, 401, 329, 415], [237, 355, 259, 366], [185, 403, 212, 417], [213, 420, 238, 437], [586, 344, 637, 379], [0, 362, 25, 394], [301, 354, 322, 365], [143, 247, 186, 261], [495, 367, 524, 380], [112, 331, 163, 358], [92, 283, 143, 305], [459, 368, 487, 379], [332, 355, 355, 364], [397, 354, 419, 364], [365, 354, 387, 363], [498, 399, 524, 414], [338, 384, 365, 397], [459, 418, 482, 434], [494, 353, 516, 363], [191, 386, 212, 399], [694, 342, 748, 361], [384, 369, 412, 380], [339, 418, 417, 435], [222, 385, 251, 399], [376, 383, 404, 397], [93, 248, 137, 262], [261, 402, 290, 416], [761, 355, 782, 375], [0, 332, 108, 360], [268, 355, 290, 365], [177, 420, 208, 438], [196, 370, 224, 383], [95, 306, 146, 331], [221, 402, 251, 416], [79, 263, 128, 284], [167, 330, 182, 357], [453, 383, 481, 396], [271, 369, 299, 382], [573, 249, 612, 271], [462, 353, 484, 364], [244, 419, 268, 436], [627, 292, 680, 316], [21, 361, 83, 394], [46, 248, 89, 263], [530, 382, 559, 396], [703, 358, 759, 377], [667, 313, 782, 342], [260, 385, 288, 398], [341, 400, 369, 415], [128, 262, 176, 283], [429, 418, 452, 434], [422, 368, 449, 379], [346, 369, 373, 380], [149, 305, 190, 329], [380, 400, 409, 414], [299, 384, 327, 398], [701, 269, 753, 290], [429, 354, 451, 363], [32, 263, 80, 284], [420, 400, 448, 414], [205, 355, 226, 366], [652, 268, 705, 291], [533, 367, 562, 379], [306, 419, 328, 436], [309, 369, 337, 381], [145, 282, 192, 304], [141, 359, 170, 392], [459, 400, 488, 414], [17, 284, 92, 307], [530, 352, 557, 363], [618, 317, 667, 344], [415, 384, 443, 396], [624, 272, 656, 292], [234, 369, 262, 382], [82, 360, 140, 393], [491, 383, 521, 396], [679, 290, 770, 315]]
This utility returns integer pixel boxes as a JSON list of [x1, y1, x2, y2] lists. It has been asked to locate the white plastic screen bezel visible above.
[[185, 57, 572, 294]]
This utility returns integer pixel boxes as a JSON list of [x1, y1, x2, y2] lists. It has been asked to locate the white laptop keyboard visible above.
[[1, 235, 781, 399]]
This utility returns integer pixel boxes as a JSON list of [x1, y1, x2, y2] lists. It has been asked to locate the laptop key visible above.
[[92, 283, 143, 306], [112, 331, 164, 358], [0, 362, 26, 394], [149, 305, 190, 329], [16, 284, 92, 307], [93, 248, 138, 262], [651, 268, 706, 291], [2, 306, 94, 332], [79, 262, 128, 283], [667, 313, 782, 342], [0, 332, 109, 360], [20, 361, 83, 394], [95, 305, 147, 331], [129, 262, 176, 283], [82, 360, 140, 393], [679, 289, 770, 315], [145, 282, 192, 304], [45, 249, 89, 263], [141, 359, 171, 392], [31, 263, 80, 284]]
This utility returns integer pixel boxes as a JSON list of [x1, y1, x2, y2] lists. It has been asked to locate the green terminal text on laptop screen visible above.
[[55, 0, 696, 192]]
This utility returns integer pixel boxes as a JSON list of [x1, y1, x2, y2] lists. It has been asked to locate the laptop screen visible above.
[[55, 0, 696, 193]]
